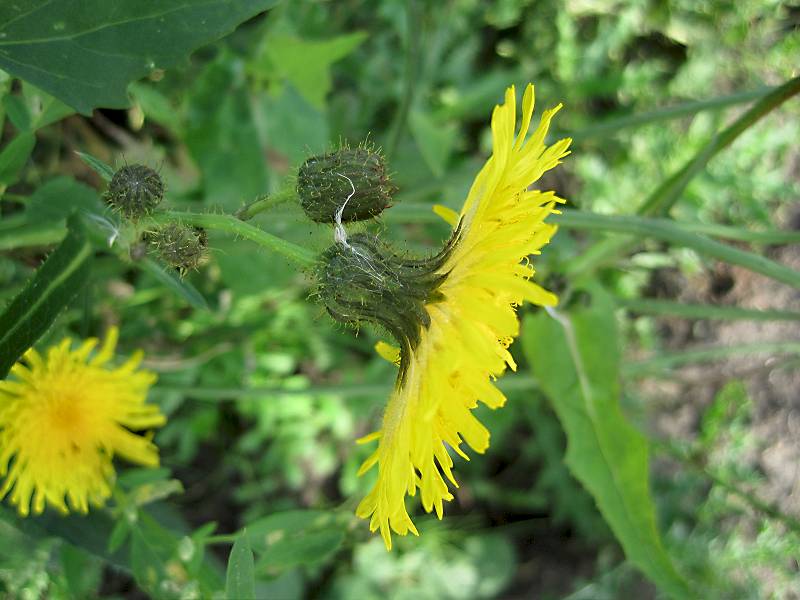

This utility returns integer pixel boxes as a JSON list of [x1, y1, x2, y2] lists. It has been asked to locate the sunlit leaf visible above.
[[522, 285, 691, 598], [226, 532, 256, 600], [0, 0, 279, 114]]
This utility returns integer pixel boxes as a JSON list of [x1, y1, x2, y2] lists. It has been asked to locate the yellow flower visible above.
[[355, 84, 571, 549], [0, 327, 165, 516]]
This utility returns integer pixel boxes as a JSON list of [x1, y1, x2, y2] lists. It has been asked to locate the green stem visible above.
[[234, 186, 297, 221], [152, 374, 539, 401], [624, 341, 800, 376], [616, 298, 800, 322], [204, 533, 239, 545], [551, 211, 800, 290], [561, 86, 772, 144], [567, 75, 800, 277], [150, 211, 316, 269], [385, 0, 420, 159]]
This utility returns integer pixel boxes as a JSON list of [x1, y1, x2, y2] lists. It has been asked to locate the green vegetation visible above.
[[1, 1, 799, 598]]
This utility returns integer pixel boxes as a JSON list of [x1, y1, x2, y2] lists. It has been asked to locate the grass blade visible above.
[[0, 214, 92, 378], [76, 151, 115, 182], [567, 75, 800, 276], [617, 298, 800, 322], [138, 258, 209, 311], [563, 86, 771, 144], [552, 211, 800, 290]]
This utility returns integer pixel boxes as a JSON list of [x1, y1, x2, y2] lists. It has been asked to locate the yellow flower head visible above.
[[0, 327, 165, 516], [352, 84, 571, 549]]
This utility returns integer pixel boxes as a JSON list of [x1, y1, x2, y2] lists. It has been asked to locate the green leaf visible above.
[[553, 211, 800, 290], [245, 510, 345, 571], [257, 83, 329, 168], [26, 176, 102, 222], [60, 544, 102, 600], [0, 0, 279, 114], [259, 31, 367, 109], [0, 214, 92, 378], [0, 505, 128, 570], [138, 258, 209, 310], [22, 82, 75, 129], [226, 532, 256, 600], [0, 132, 35, 185], [184, 51, 267, 209], [130, 526, 166, 596], [76, 151, 115, 182], [409, 108, 457, 178], [522, 286, 691, 599], [0, 222, 66, 251], [567, 75, 800, 276]]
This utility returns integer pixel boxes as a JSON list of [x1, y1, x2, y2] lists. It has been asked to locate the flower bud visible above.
[[105, 165, 164, 219], [315, 232, 459, 370], [297, 146, 396, 223], [147, 223, 208, 275]]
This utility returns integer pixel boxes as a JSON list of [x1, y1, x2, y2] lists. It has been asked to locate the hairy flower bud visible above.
[[147, 223, 208, 275], [315, 231, 459, 371], [105, 164, 164, 219], [297, 146, 396, 223]]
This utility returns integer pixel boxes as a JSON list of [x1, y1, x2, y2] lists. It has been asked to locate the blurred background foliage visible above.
[[1, 0, 799, 598]]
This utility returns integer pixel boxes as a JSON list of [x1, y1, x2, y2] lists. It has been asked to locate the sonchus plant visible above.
[[311, 84, 571, 548]]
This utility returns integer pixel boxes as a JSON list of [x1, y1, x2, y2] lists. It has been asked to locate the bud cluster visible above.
[[104, 163, 208, 276]]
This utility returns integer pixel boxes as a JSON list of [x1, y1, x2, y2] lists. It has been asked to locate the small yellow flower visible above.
[[0, 327, 165, 516], [355, 84, 571, 549]]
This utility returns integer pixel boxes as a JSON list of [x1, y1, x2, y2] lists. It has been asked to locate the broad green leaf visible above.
[[26, 176, 102, 222], [0, 132, 35, 185], [76, 151, 115, 182], [226, 532, 256, 600], [0, 505, 128, 570], [60, 544, 102, 600], [259, 32, 367, 109], [256, 84, 329, 168], [131, 527, 166, 596], [184, 52, 267, 209], [0, 1, 279, 114], [0, 214, 91, 378], [22, 82, 75, 129], [522, 286, 691, 598], [4, 82, 74, 131], [245, 510, 345, 571], [409, 108, 457, 178]]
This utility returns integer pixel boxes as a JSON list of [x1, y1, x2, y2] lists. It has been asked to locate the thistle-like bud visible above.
[[315, 232, 459, 372], [105, 165, 164, 219], [147, 223, 208, 276], [297, 145, 396, 223]]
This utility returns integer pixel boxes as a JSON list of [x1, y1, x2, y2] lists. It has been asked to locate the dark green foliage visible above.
[[0, 216, 91, 378]]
